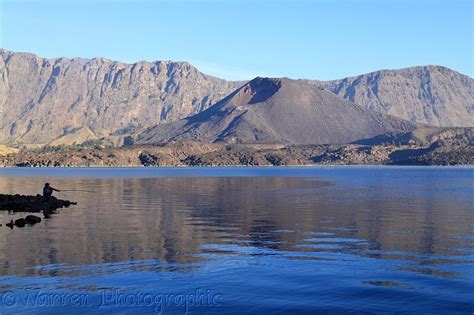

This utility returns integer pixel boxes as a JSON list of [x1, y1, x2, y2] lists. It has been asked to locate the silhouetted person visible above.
[[43, 183, 60, 201]]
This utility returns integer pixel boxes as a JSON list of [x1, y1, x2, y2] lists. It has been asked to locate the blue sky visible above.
[[0, 0, 472, 80]]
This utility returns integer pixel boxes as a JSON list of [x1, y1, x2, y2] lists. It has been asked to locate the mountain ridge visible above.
[[136, 77, 417, 145], [1, 49, 472, 146], [0, 48, 243, 144], [318, 65, 474, 127]]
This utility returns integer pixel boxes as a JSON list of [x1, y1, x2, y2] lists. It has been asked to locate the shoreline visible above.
[[1, 141, 472, 167], [1, 164, 474, 168]]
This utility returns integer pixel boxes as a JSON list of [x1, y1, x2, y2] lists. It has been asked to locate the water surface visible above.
[[0, 167, 473, 313]]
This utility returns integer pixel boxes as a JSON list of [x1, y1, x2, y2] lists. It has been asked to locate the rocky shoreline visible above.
[[1, 133, 472, 167], [1, 194, 77, 229], [0, 194, 77, 212]]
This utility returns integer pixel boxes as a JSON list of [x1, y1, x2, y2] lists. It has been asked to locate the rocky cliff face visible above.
[[319, 66, 474, 127], [0, 49, 242, 144], [1, 50, 472, 146]]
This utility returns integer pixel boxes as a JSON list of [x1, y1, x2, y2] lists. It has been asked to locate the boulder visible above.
[[14, 218, 26, 227], [25, 215, 42, 224]]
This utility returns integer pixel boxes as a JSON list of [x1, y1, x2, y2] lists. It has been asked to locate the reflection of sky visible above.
[[0, 167, 472, 279], [0, 167, 473, 313]]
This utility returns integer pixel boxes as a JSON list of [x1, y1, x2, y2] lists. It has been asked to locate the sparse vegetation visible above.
[[2, 131, 472, 167], [19, 139, 112, 154]]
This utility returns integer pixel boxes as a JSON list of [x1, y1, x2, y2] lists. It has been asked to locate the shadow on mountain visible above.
[[247, 77, 282, 104], [387, 145, 436, 165], [351, 133, 413, 145]]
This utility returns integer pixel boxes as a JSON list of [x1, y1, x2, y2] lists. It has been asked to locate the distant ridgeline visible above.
[[0, 49, 473, 149]]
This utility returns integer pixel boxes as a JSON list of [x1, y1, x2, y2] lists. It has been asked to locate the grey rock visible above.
[[0, 49, 242, 144], [1, 49, 472, 148], [318, 66, 474, 127], [137, 77, 417, 145]]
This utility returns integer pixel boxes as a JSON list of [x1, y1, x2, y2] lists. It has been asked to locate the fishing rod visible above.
[[60, 189, 95, 193]]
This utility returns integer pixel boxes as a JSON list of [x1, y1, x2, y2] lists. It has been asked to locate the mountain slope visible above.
[[47, 127, 99, 146], [1, 49, 472, 147], [319, 66, 474, 127], [137, 77, 417, 145], [0, 49, 241, 144]]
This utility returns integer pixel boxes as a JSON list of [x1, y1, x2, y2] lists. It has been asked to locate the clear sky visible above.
[[0, 0, 472, 80]]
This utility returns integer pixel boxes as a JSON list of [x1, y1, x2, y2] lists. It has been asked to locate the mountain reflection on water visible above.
[[0, 167, 472, 313]]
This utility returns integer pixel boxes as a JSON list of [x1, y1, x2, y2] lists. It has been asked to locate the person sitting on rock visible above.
[[43, 183, 60, 200]]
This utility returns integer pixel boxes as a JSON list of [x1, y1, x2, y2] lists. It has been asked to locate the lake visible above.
[[0, 167, 473, 314]]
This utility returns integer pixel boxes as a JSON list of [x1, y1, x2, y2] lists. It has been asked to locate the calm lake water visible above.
[[0, 167, 473, 314]]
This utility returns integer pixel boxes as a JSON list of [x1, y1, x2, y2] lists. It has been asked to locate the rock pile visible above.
[[0, 194, 77, 212], [1, 194, 77, 229], [5, 215, 42, 229]]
